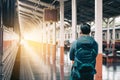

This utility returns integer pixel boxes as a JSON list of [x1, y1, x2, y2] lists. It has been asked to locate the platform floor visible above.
[[13, 42, 120, 80]]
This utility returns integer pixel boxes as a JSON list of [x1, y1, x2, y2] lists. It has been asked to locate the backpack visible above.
[[70, 45, 97, 80]]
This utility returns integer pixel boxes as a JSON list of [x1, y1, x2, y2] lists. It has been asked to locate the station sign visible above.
[[44, 8, 58, 22]]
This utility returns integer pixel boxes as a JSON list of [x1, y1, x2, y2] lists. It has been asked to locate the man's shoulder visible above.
[[71, 40, 77, 46]]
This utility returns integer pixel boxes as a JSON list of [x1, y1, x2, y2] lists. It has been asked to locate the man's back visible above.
[[70, 35, 98, 62], [69, 23, 98, 80]]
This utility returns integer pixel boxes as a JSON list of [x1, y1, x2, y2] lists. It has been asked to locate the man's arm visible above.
[[93, 41, 98, 54], [69, 41, 76, 63]]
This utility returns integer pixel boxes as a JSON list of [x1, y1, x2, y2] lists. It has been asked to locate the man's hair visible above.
[[80, 23, 91, 34]]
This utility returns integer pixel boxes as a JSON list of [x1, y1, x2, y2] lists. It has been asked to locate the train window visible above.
[[68, 34, 70, 39], [110, 32, 112, 40], [104, 32, 107, 40], [116, 33, 119, 39], [103, 33, 105, 40], [65, 34, 67, 39], [118, 33, 120, 39]]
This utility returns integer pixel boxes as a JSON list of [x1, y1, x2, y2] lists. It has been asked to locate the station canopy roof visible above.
[[19, 0, 120, 24]]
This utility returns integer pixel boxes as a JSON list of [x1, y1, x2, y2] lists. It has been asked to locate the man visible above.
[[69, 23, 98, 80]]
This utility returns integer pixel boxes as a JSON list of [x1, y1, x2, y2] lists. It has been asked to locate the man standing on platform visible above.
[[69, 23, 98, 80]]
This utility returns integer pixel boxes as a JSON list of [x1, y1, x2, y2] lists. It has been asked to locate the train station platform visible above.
[[1, 0, 120, 80], [6, 41, 120, 80]]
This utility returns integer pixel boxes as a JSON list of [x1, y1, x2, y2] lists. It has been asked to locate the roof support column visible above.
[[41, 23, 44, 57], [52, 22, 56, 80], [112, 18, 115, 50], [72, 0, 77, 41], [95, 0, 103, 80], [40, 23, 43, 54], [60, 0, 64, 65], [52, 23, 57, 80], [107, 19, 110, 49], [112, 18, 116, 60], [60, 0, 64, 80], [47, 23, 51, 64], [43, 22, 47, 62], [52, 22, 56, 63], [0, 0, 3, 79]]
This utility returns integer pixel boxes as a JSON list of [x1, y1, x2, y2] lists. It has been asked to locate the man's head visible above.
[[80, 23, 91, 35]]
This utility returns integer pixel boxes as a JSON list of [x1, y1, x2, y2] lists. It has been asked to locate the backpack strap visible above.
[[74, 48, 82, 56], [74, 40, 82, 56]]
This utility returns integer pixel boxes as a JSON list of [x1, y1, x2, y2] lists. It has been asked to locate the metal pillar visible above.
[[95, 0, 102, 80], [60, 0, 64, 65], [40, 22, 44, 59], [43, 22, 47, 62], [0, 0, 3, 79], [112, 18, 115, 50], [60, 1, 64, 80], [107, 19, 110, 49], [47, 23, 51, 63], [112, 18, 116, 63], [72, 0, 77, 41], [45, 23, 48, 63], [39, 23, 42, 55], [52, 22, 56, 62]]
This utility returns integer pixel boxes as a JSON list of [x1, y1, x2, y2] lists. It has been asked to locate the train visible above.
[[91, 26, 120, 51], [64, 25, 120, 51], [3, 26, 19, 50], [2, 26, 19, 80]]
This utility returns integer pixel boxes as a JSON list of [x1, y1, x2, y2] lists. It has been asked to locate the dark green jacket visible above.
[[69, 35, 98, 67]]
